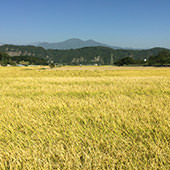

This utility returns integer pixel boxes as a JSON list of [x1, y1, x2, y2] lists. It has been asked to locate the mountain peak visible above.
[[36, 38, 119, 50], [66, 38, 82, 41]]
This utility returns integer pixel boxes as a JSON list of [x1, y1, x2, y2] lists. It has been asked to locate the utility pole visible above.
[[110, 53, 114, 65]]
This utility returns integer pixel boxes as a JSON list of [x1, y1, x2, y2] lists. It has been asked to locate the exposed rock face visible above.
[[6, 50, 35, 57], [7, 51, 22, 56], [71, 56, 104, 64], [72, 57, 85, 64], [0, 45, 45, 58]]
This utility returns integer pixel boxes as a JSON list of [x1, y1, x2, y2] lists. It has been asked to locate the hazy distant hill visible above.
[[36, 38, 120, 50]]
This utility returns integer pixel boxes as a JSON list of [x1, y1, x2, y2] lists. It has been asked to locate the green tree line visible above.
[[0, 45, 170, 66]]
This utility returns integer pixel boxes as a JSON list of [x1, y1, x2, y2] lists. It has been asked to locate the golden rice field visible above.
[[0, 66, 169, 169]]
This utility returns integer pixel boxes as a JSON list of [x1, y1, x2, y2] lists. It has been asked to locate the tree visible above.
[[114, 57, 136, 66], [48, 59, 55, 68], [19, 60, 30, 66], [148, 50, 170, 66], [49, 63, 55, 68], [0, 52, 10, 66]]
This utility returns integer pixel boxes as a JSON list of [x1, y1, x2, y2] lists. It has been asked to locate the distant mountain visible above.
[[35, 38, 120, 50]]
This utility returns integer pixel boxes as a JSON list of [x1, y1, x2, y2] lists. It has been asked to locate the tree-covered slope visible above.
[[0, 45, 47, 58], [47, 47, 169, 64], [0, 45, 169, 65]]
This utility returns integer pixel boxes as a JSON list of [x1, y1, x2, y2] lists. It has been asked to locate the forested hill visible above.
[[47, 47, 168, 64], [0, 45, 169, 65], [0, 45, 47, 58]]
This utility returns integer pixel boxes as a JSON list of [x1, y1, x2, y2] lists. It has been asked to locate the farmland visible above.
[[0, 66, 169, 169]]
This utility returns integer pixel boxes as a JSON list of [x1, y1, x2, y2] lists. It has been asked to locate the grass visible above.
[[0, 66, 169, 169]]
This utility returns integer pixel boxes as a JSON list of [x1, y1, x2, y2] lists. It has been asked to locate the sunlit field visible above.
[[0, 66, 169, 169]]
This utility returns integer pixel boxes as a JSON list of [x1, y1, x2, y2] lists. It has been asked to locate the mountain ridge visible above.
[[34, 38, 120, 50]]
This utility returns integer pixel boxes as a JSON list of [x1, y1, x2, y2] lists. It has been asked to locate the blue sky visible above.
[[0, 0, 170, 48]]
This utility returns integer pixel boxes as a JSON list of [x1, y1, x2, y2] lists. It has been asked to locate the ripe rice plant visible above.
[[0, 66, 169, 169]]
